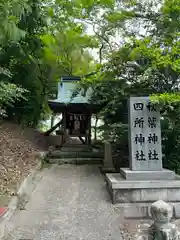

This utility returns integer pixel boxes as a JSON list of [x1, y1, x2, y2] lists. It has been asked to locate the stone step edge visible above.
[[49, 157, 103, 160], [48, 154, 103, 159], [60, 149, 92, 152], [48, 158, 102, 165], [48, 158, 103, 161], [49, 151, 103, 154], [62, 145, 92, 148]]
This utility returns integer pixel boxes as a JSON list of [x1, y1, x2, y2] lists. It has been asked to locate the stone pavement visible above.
[[2, 165, 128, 240]]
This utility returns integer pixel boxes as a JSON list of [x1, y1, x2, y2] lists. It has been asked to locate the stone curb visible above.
[[0, 151, 47, 239]]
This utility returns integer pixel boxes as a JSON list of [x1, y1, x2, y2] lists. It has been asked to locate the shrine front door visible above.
[[66, 113, 88, 136]]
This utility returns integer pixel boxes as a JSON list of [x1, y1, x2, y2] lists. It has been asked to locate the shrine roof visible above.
[[49, 75, 92, 107], [48, 74, 101, 113], [48, 101, 101, 113], [61, 76, 81, 82]]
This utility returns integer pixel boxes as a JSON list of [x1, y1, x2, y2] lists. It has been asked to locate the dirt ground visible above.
[[0, 120, 47, 206]]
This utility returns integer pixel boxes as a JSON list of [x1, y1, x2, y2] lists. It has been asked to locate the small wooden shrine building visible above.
[[46, 76, 99, 146]]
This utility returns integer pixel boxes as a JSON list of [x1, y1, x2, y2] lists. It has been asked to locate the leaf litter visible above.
[[0, 121, 47, 206]]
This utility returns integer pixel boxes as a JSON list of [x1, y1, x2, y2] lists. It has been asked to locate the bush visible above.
[[0, 81, 27, 117]]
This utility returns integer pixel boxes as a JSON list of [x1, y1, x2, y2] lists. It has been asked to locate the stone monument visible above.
[[105, 96, 180, 215], [120, 96, 175, 180]]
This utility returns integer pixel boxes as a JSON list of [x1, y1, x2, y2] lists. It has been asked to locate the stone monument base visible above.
[[120, 168, 175, 180], [111, 202, 180, 219], [106, 172, 180, 208]]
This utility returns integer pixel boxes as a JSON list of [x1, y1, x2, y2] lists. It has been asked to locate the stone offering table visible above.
[[106, 97, 180, 218]]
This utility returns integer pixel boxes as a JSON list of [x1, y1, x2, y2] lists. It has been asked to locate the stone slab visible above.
[[120, 168, 175, 180], [106, 173, 180, 189], [114, 203, 150, 219], [114, 202, 180, 220], [106, 173, 180, 204], [113, 202, 179, 219], [173, 203, 180, 218], [128, 97, 162, 171]]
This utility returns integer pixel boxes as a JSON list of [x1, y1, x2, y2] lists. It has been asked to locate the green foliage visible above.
[[151, 94, 180, 105], [0, 0, 30, 44], [72, 0, 180, 171], [0, 0, 30, 117], [161, 108, 180, 174], [0, 0, 112, 126], [0, 82, 27, 106], [0, 82, 27, 118], [0, 0, 54, 126], [41, 29, 98, 76]]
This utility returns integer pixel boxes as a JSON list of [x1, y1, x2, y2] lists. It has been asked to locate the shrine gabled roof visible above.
[[48, 74, 101, 112], [52, 76, 92, 104]]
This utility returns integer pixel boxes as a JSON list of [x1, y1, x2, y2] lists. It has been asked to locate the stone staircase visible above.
[[47, 144, 103, 165]]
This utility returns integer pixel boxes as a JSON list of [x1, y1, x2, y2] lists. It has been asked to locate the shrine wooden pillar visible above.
[[87, 110, 92, 145], [62, 111, 67, 144], [50, 114, 55, 128]]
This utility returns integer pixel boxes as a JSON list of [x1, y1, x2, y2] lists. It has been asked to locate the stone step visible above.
[[62, 144, 103, 151], [48, 151, 104, 159], [48, 158, 103, 165], [62, 143, 91, 147], [61, 145, 92, 152]]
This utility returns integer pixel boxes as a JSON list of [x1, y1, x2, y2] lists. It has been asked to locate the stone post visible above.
[[64, 129, 71, 144], [148, 200, 180, 240], [102, 141, 115, 172]]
